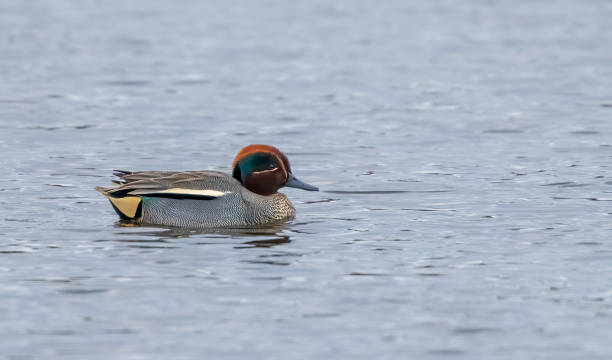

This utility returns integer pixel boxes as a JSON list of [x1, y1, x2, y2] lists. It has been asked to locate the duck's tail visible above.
[[96, 186, 143, 221]]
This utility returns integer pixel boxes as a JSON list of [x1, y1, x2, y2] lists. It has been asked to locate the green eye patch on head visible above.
[[232, 152, 278, 184]]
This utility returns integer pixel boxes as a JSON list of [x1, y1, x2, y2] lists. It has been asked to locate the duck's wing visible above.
[[111, 170, 194, 185], [96, 171, 237, 220], [102, 171, 236, 199]]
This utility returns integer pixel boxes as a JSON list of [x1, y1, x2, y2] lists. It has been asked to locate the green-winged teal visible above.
[[96, 144, 319, 227]]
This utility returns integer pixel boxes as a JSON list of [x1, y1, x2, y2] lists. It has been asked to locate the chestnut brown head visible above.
[[232, 144, 318, 196]]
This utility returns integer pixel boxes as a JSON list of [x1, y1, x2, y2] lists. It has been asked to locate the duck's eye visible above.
[[267, 163, 276, 170]]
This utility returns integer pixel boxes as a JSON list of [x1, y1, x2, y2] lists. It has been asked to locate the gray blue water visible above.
[[1, 0, 612, 358]]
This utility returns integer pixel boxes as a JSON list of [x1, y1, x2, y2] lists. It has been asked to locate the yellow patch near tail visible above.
[[96, 187, 142, 220], [108, 196, 142, 219]]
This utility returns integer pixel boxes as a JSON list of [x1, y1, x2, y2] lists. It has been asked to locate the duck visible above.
[[96, 144, 318, 228]]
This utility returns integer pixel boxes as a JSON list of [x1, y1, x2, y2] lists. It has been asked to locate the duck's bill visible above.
[[286, 174, 319, 191]]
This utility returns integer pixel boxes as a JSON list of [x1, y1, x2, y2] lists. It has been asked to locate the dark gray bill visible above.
[[285, 174, 319, 191]]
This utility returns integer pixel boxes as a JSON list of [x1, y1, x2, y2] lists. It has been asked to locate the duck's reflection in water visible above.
[[237, 236, 290, 248], [112, 222, 291, 248]]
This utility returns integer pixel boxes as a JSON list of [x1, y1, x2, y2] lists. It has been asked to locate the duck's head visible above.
[[232, 144, 319, 196]]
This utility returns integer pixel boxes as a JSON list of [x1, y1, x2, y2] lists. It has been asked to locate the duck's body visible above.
[[96, 145, 317, 228], [100, 170, 296, 228]]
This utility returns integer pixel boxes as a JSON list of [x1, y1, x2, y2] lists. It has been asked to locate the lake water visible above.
[[1, 0, 611, 358]]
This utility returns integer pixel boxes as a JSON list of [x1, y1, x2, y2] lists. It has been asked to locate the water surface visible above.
[[1, 0, 611, 359]]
